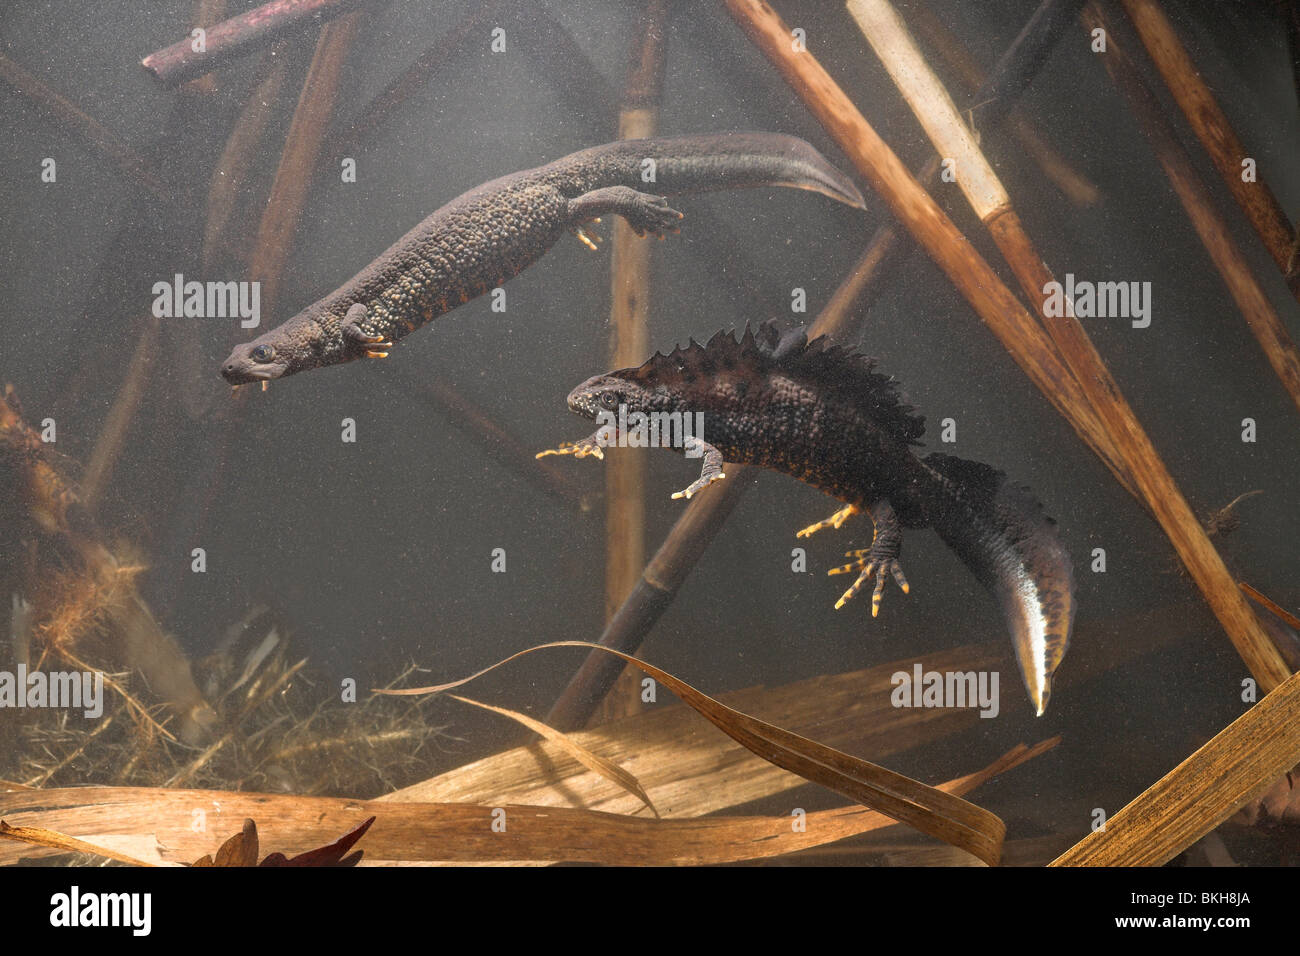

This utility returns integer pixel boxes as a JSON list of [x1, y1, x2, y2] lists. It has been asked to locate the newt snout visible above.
[[220, 345, 285, 384]]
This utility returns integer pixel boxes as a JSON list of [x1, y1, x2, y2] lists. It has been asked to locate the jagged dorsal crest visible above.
[[628, 321, 925, 445]]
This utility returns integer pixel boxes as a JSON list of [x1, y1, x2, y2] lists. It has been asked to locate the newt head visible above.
[[565, 372, 662, 422], [220, 307, 334, 385], [556, 363, 726, 500], [220, 332, 294, 384]]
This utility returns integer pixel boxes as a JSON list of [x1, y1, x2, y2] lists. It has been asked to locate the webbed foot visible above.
[[828, 549, 910, 615], [620, 193, 684, 239], [824, 500, 908, 616], [796, 503, 859, 539], [567, 186, 684, 242], [536, 433, 606, 461], [671, 470, 726, 500]]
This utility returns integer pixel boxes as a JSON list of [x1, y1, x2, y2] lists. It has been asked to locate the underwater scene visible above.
[[1, 0, 1299, 882]]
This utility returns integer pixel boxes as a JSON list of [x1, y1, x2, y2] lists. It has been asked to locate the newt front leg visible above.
[[539, 430, 725, 499], [671, 436, 726, 500], [340, 303, 394, 358]]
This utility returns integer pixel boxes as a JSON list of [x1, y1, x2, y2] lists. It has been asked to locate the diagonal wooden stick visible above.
[[80, 0, 261, 508], [250, 15, 360, 317], [0, 53, 168, 199], [415, 379, 590, 512], [906, 0, 1100, 207], [141, 0, 367, 87], [159, 16, 362, 615], [321, 0, 507, 168], [1121, 0, 1300, 303], [202, 43, 296, 274], [848, 0, 1291, 690]]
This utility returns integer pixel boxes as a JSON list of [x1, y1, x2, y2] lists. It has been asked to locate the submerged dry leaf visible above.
[[448, 694, 660, 818], [0, 746, 1050, 866], [0, 819, 157, 867], [379, 640, 1008, 865]]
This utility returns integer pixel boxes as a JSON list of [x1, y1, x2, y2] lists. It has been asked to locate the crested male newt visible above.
[[540, 323, 1076, 715]]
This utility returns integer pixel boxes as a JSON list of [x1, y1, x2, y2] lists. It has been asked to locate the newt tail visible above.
[[220, 133, 863, 385], [541, 323, 1075, 715]]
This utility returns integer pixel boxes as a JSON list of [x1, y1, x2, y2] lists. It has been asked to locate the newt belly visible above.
[[220, 132, 863, 385], [541, 323, 1076, 715]]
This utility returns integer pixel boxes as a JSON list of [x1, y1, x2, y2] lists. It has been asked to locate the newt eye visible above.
[[251, 344, 275, 364], [599, 390, 620, 410]]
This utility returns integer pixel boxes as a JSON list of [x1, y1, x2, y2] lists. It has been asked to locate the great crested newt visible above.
[[220, 132, 864, 385], [539, 323, 1076, 715]]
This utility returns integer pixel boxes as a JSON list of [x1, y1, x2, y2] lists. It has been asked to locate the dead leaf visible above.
[[190, 816, 373, 867], [0, 746, 1052, 866], [448, 694, 659, 818], [260, 815, 374, 867], [378, 640, 1007, 865], [0, 819, 157, 866], [192, 817, 260, 867]]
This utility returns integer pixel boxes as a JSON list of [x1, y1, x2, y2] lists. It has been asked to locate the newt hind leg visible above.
[[567, 186, 684, 241], [796, 503, 859, 538], [826, 500, 910, 616]]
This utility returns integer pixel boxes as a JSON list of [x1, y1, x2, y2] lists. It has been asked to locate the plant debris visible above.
[[191, 816, 375, 867]]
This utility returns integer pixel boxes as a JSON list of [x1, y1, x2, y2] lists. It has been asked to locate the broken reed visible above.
[[906, 0, 1100, 206]]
